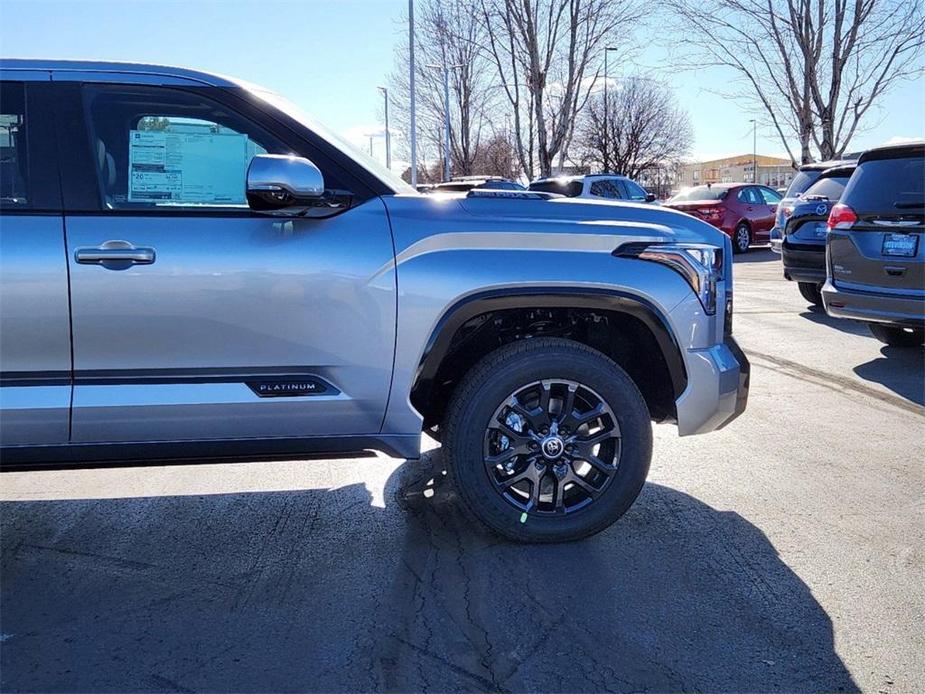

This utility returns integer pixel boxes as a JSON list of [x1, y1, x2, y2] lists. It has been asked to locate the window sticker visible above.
[[128, 128, 250, 205]]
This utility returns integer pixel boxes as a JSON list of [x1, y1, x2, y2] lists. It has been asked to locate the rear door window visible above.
[[589, 179, 621, 198], [0, 82, 28, 208]]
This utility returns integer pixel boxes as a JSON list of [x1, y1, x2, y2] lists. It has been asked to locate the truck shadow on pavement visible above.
[[1, 451, 857, 693]]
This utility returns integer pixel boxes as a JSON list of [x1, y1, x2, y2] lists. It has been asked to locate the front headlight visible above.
[[616, 243, 724, 314]]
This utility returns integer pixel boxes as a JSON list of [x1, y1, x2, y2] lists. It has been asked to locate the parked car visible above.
[[663, 183, 782, 253], [0, 59, 748, 542], [770, 159, 855, 253], [528, 174, 657, 203], [429, 176, 525, 193], [780, 163, 857, 305], [822, 141, 924, 347]]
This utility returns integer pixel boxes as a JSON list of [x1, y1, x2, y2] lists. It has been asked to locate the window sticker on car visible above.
[[128, 129, 250, 205]]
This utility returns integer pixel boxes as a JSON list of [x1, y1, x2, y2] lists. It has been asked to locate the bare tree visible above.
[[663, 0, 925, 163], [479, 0, 645, 178], [577, 77, 693, 178], [387, 0, 500, 178]]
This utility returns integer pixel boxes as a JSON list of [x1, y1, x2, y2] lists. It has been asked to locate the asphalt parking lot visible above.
[[1, 248, 923, 693]]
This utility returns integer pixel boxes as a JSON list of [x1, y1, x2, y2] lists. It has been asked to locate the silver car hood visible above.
[[384, 194, 727, 253]]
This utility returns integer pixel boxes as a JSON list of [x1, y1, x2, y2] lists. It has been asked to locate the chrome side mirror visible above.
[[246, 154, 326, 213]]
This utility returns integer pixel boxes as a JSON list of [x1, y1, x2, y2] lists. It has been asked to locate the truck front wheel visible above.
[[442, 338, 652, 543]]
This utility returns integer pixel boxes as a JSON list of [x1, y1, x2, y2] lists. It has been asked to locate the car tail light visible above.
[[827, 203, 858, 230], [696, 207, 723, 224]]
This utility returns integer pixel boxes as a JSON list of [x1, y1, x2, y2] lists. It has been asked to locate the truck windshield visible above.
[[249, 88, 417, 196]]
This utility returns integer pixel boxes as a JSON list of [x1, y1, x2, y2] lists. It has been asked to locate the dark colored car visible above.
[[781, 163, 856, 305], [664, 183, 782, 253], [429, 176, 525, 193], [822, 142, 925, 347], [770, 159, 855, 252]]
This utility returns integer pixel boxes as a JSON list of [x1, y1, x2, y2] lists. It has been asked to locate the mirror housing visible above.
[[246, 154, 328, 213], [645, 192, 657, 203]]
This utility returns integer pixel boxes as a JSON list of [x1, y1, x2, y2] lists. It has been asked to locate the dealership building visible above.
[[680, 154, 795, 189]]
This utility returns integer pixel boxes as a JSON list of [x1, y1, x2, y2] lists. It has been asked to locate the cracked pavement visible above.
[[2, 248, 923, 692]]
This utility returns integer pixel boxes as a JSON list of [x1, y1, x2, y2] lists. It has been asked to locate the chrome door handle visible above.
[[75, 240, 156, 267]]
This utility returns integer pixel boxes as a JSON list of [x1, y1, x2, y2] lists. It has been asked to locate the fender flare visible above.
[[410, 287, 688, 408]]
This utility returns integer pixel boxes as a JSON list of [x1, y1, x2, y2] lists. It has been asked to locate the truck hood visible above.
[[382, 193, 728, 253]]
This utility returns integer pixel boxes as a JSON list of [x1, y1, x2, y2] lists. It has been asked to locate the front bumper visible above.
[[781, 238, 825, 283], [675, 336, 750, 436], [822, 281, 925, 327]]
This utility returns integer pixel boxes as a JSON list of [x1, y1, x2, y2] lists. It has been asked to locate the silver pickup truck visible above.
[[0, 60, 748, 541]]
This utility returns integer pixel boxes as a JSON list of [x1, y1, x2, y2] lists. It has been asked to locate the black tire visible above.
[[798, 282, 822, 306], [867, 323, 925, 347], [733, 223, 751, 254], [442, 337, 652, 543]]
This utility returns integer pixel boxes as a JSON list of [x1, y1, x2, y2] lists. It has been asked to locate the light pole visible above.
[[750, 118, 757, 183], [409, 0, 417, 186], [427, 63, 463, 182], [603, 46, 619, 173], [377, 86, 391, 170]]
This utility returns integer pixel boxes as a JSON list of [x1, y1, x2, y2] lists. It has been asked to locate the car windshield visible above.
[[801, 176, 850, 201], [669, 186, 728, 202], [784, 170, 820, 198], [249, 88, 417, 195]]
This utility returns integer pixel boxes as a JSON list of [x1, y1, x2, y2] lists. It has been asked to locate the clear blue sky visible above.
[[2, 0, 922, 166]]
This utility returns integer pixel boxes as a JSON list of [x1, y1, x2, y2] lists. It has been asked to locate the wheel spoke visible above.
[[500, 465, 535, 489], [495, 422, 531, 445], [509, 401, 544, 432], [563, 402, 605, 430], [559, 384, 577, 424], [485, 447, 518, 467], [567, 470, 600, 498], [535, 382, 551, 412], [525, 473, 543, 510], [572, 449, 614, 473], [553, 475, 566, 511], [577, 426, 620, 447]]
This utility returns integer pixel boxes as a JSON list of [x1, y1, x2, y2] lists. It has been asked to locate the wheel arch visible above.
[[409, 287, 688, 429]]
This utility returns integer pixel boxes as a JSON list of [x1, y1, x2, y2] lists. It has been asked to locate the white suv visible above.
[[529, 174, 658, 203]]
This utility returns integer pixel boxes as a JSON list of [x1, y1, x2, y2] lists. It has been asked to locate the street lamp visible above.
[[749, 118, 757, 183], [377, 85, 391, 170], [602, 46, 620, 174], [426, 63, 463, 182]]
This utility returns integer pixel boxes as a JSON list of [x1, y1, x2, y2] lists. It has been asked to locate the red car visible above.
[[664, 183, 782, 253]]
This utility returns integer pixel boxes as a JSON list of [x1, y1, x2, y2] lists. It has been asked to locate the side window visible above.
[[590, 179, 620, 198], [620, 179, 648, 202], [737, 187, 758, 205], [0, 82, 28, 209], [83, 85, 290, 211], [759, 186, 782, 204]]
